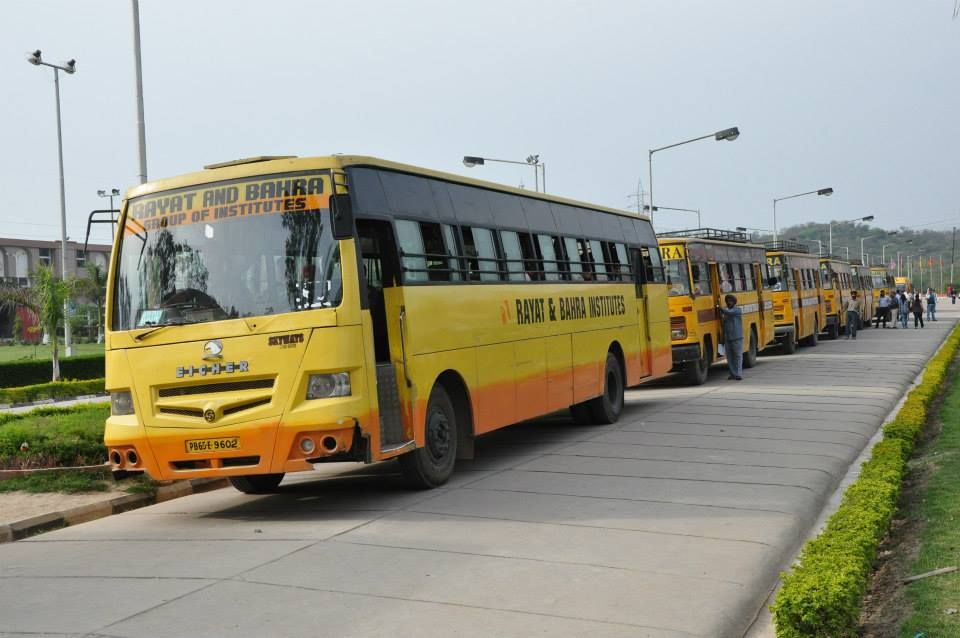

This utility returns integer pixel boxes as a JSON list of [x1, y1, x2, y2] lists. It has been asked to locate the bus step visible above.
[[376, 363, 406, 448]]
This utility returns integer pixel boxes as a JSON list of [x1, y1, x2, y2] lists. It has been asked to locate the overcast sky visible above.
[[2, 0, 958, 246]]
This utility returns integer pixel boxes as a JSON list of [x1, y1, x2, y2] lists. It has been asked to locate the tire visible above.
[[588, 352, 625, 424], [683, 341, 712, 386], [399, 385, 458, 489], [826, 318, 839, 340], [229, 473, 285, 494], [742, 328, 759, 368], [782, 325, 798, 354], [802, 323, 819, 347], [569, 402, 594, 425]]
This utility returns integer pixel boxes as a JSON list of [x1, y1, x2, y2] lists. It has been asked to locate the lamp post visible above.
[[463, 155, 545, 193], [97, 188, 121, 240], [829, 214, 874, 255], [837, 246, 850, 260], [796, 238, 824, 256], [772, 187, 833, 242], [735, 226, 772, 242], [645, 205, 701, 227], [132, 0, 148, 184], [27, 49, 76, 357], [648, 126, 739, 223]]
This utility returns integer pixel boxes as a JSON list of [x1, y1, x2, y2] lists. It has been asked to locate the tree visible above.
[[74, 262, 107, 343], [0, 264, 73, 381]]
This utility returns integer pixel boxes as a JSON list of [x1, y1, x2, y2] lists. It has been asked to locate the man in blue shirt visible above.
[[718, 294, 743, 380]]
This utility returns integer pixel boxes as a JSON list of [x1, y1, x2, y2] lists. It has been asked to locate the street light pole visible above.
[[463, 155, 545, 193], [829, 214, 875, 255], [646, 205, 701, 228], [97, 188, 121, 240], [132, 0, 148, 183], [772, 187, 834, 242], [27, 49, 76, 357], [647, 126, 739, 223]]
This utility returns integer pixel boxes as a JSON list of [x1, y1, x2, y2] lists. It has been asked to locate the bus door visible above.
[[791, 267, 806, 337], [632, 247, 653, 379], [754, 263, 771, 345], [709, 262, 725, 355], [356, 218, 413, 455]]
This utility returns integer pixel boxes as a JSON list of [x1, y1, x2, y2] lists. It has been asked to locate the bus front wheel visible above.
[[782, 325, 798, 354], [683, 342, 712, 386], [588, 353, 625, 424], [229, 473, 285, 494], [399, 385, 458, 489], [742, 329, 759, 368], [826, 318, 839, 340]]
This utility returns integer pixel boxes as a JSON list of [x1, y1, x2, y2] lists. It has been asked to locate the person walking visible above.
[[875, 290, 891, 328], [912, 293, 925, 328], [898, 291, 910, 329], [844, 290, 862, 339], [718, 294, 743, 381], [927, 288, 937, 321]]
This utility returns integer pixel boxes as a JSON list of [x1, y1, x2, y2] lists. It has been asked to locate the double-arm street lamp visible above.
[[27, 49, 76, 357], [648, 126, 739, 223], [645, 205, 701, 228], [861, 230, 898, 264], [772, 187, 833, 242], [830, 214, 874, 255], [463, 155, 545, 193]]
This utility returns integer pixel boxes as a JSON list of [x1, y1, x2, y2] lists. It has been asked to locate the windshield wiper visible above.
[[133, 320, 191, 342]]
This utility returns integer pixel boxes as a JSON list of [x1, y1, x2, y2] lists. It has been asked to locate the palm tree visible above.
[[0, 264, 73, 381], [74, 262, 107, 343]]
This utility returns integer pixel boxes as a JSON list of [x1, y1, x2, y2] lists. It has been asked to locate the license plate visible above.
[[185, 437, 240, 454]]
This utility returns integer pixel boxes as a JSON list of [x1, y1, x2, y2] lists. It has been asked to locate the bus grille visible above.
[[158, 378, 274, 397]]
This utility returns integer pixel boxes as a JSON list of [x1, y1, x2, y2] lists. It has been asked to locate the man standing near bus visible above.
[[719, 294, 743, 380], [844, 290, 862, 339]]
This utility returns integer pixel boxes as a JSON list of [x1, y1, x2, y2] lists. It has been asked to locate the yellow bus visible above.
[[657, 229, 775, 385], [870, 266, 895, 304], [764, 241, 823, 353], [849, 260, 874, 328], [894, 276, 912, 294], [103, 155, 672, 491], [819, 257, 856, 339]]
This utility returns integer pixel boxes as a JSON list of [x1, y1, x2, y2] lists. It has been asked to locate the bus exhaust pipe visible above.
[[321, 436, 338, 453]]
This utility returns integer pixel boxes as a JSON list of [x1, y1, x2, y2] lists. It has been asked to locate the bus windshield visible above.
[[767, 261, 792, 291], [664, 260, 691, 296], [820, 265, 834, 289], [112, 174, 342, 331]]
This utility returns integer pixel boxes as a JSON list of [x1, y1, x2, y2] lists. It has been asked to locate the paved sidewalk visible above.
[[0, 308, 955, 637]]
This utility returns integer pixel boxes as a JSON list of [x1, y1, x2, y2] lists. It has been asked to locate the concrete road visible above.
[[1, 306, 955, 638]]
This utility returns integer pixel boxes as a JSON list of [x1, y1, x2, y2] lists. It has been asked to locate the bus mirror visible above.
[[331, 194, 354, 239]]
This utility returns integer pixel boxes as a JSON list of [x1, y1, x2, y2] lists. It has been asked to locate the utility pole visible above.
[[952, 227, 956, 288]]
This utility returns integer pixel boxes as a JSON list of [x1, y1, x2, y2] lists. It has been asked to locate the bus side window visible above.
[[420, 222, 451, 282], [590, 240, 608, 281], [441, 224, 461, 281], [537, 234, 560, 281], [614, 243, 630, 282], [499, 230, 526, 281], [396, 220, 427, 283], [691, 262, 712, 295], [563, 237, 584, 281], [640, 246, 665, 284], [719, 262, 734, 293], [461, 226, 499, 282], [552, 236, 570, 280], [578, 239, 596, 281], [518, 232, 543, 281]]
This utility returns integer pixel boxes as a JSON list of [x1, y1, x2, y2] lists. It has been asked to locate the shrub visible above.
[[773, 324, 960, 637], [0, 403, 108, 469], [0, 354, 104, 388], [0, 378, 105, 405]]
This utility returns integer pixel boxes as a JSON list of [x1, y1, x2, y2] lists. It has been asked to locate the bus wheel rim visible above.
[[426, 406, 451, 462]]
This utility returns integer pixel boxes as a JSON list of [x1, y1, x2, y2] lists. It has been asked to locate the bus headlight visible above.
[[670, 316, 687, 340], [306, 373, 351, 399], [110, 390, 135, 415]]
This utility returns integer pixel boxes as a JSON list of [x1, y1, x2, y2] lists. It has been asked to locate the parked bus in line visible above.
[[764, 240, 823, 353], [819, 256, 856, 339], [894, 276, 913, 294], [657, 228, 775, 385], [870, 265, 895, 304], [849, 260, 874, 328], [103, 155, 672, 491]]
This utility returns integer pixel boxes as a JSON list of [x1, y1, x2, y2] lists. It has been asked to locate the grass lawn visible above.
[[0, 470, 109, 493], [0, 403, 108, 470], [0, 342, 104, 363], [899, 362, 960, 637]]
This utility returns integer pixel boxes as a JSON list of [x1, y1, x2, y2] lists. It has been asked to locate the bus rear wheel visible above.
[[588, 353, 624, 424], [782, 326, 798, 354], [399, 385, 458, 489], [229, 473, 285, 494], [683, 341, 712, 386], [826, 318, 839, 340], [802, 321, 819, 347], [742, 329, 759, 368]]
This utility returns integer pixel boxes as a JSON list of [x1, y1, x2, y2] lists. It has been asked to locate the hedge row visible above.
[[0, 403, 109, 469], [0, 354, 104, 388], [772, 324, 960, 637], [0, 378, 105, 405]]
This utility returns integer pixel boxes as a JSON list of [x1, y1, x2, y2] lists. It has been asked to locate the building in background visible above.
[[0, 237, 112, 342]]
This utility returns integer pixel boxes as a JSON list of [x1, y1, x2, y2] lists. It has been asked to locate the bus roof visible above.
[[124, 154, 649, 223]]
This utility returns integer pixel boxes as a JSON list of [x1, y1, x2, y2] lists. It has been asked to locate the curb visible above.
[[0, 477, 229, 543]]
